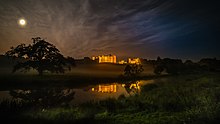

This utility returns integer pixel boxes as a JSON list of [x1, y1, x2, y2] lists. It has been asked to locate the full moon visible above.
[[18, 19, 26, 26]]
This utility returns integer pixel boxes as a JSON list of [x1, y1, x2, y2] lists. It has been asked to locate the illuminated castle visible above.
[[92, 54, 116, 63], [128, 58, 141, 64]]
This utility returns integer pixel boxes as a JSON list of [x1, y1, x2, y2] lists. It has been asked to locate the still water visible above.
[[0, 80, 154, 105]]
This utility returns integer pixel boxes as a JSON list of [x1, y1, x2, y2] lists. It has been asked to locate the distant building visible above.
[[91, 84, 117, 93], [92, 54, 116, 63], [128, 58, 141, 64]]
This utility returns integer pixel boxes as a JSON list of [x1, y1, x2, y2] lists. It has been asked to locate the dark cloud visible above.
[[0, 0, 219, 60]]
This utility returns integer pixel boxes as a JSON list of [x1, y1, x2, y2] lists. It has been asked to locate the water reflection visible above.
[[10, 88, 75, 108], [91, 84, 117, 93], [0, 80, 154, 105], [90, 81, 143, 94], [122, 81, 142, 95]]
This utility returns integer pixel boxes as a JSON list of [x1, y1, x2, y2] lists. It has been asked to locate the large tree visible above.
[[5, 37, 75, 75]]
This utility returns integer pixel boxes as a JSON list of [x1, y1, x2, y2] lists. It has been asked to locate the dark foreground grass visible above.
[[1, 72, 220, 124]]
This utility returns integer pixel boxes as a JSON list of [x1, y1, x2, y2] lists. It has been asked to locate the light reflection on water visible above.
[[0, 80, 154, 105]]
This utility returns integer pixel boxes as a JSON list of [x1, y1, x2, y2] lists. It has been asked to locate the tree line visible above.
[[153, 57, 220, 75]]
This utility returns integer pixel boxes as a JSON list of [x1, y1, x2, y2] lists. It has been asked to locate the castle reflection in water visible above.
[[91, 84, 117, 93], [0, 80, 154, 105], [91, 81, 142, 93]]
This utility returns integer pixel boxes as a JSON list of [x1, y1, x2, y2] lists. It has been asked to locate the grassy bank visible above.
[[1, 72, 220, 123]]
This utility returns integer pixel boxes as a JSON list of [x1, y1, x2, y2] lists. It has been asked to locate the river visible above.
[[0, 80, 154, 105]]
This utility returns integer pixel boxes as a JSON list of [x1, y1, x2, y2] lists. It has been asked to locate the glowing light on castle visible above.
[[92, 54, 116, 63], [91, 84, 117, 93], [128, 58, 141, 64], [118, 60, 127, 64]]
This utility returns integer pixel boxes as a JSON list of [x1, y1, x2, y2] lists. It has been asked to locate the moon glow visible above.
[[18, 19, 26, 26]]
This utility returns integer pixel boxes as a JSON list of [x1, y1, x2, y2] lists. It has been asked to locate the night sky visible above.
[[0, 0, 219, 60]]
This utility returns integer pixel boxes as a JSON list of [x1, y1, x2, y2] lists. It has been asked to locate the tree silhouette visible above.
[[124, 64, 144, 77], [153, 57, 184, 75], [154, 65, 164, 75], [5, 37, 75, 75], [124, 65, 132, 76]]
